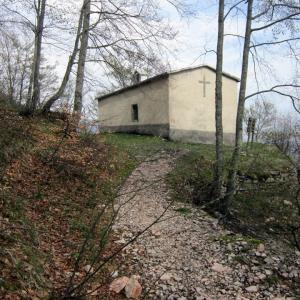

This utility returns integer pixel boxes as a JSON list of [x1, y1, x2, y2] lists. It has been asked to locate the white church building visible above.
[[97, 65, 239, 144]]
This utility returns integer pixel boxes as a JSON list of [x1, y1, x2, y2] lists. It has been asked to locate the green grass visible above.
[[218, 233, 262, 246], [103, 133, 290, 172], [102, 132, 216, 161], [174, 207, 192, 215]]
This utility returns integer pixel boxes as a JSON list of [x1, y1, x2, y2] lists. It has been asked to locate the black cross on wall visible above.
[[198, 75, 211, 98]]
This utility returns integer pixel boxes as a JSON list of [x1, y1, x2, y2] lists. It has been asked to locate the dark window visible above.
[[132, 104, 139, 122]]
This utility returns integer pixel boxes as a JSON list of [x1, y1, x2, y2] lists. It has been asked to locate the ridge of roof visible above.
[[97, 65, 240, 101]]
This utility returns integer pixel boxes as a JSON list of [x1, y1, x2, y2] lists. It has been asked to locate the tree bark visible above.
[[73, 0, 91, 118], [41, 6, 84, 113], [214, 0, 225, 203], [224, 0, 254, 210], [18, 62, 26, 104], [27, 0, 46, 113]]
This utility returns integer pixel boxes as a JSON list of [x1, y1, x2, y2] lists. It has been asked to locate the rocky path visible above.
[[112, 151, 299, 300]]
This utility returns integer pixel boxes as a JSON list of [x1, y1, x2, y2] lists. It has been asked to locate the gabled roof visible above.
[[97, 65, 240, 101]]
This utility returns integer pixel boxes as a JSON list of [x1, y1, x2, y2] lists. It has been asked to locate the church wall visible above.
[[168, 67, 237, 145], [98, 78, 170, 137]]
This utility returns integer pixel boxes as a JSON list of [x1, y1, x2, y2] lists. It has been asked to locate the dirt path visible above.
[[112, 151, 298, 300]]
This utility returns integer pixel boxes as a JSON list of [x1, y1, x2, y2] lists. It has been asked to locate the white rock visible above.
[[257, 243, 265, 252], [151, 229, 162, 237], [161, 273, 173, 281], [265, 270, 272, 276], [83, 265, 94, 273], [115, 238, 127, 244], [257, 273, 267, 280], [283, 200, 293, 206], [245, 286, 258, 293], [111, 270, 119, 278], [211, 263, 231, 273], [264, 257, 273, 264]]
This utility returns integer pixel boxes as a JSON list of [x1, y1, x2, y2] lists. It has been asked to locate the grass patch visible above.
[[167, 141, 298, 239], [265, 273, 280, 286], [218, 233, 262, 246], [102, 132, 217, 162], [174, 207, 192, 215]]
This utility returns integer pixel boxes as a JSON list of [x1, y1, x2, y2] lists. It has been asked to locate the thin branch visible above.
[[252, 12, 300, 32]]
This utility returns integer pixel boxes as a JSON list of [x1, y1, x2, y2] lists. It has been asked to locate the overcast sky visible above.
[[161, 1, 299, 117], [43, 0, 299, 118]]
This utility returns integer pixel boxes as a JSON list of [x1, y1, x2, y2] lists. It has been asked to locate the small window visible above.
[[131, 104, 139, 122]]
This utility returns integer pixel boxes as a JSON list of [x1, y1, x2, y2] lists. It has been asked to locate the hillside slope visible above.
[[0, 109, 134, 299]]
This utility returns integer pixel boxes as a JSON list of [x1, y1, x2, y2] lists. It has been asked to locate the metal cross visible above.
[[198, 75, 211, 98]]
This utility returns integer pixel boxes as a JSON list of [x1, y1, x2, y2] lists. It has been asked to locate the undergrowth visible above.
[[0, 110, 134, 299], [167, 144, 299, 242]]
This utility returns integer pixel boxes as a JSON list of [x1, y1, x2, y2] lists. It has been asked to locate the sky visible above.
[[161, 1, 299, 117], [39, 0, 300, 118]]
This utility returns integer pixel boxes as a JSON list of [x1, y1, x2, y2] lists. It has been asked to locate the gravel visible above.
[[112, 152, 300, 300]]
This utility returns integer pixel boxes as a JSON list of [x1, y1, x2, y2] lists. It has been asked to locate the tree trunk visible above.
[[27, 0, 46, 114], [214, 0, 225, 203], [224, 0, 254, 210], [19, 64, 26, 104], [41, 6, 84, 113], [27, 61, 34, 104], [73, 0, 91, 118]]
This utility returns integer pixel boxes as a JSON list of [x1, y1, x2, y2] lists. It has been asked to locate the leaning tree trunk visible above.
[[214, 0, 225, 203], [73, 0, 91, 119], [41, 6, 84, 113], [224, 0, 254, 210], [27, 0, 46, 114]]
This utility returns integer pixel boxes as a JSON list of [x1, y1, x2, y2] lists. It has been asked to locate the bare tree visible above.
[[224, 0, 300, 210], [265, 114, 299, 157], [244, 99, 277, 142], [73, 0, 90, 117], [40, 0, 178, 119], [41, 3, 84, 113], [0, 0, 81, 113], [214, 0, 225, 204], [103, 50, 169, 90], [0, 32, 30, 105], [26, 0, 47, 114], [223, 0, 254, 212]]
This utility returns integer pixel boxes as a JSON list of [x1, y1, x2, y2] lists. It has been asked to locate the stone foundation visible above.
[[100, 125, 236, 145], [169, 129, 235, 145], [99, 124, 170, 138]]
